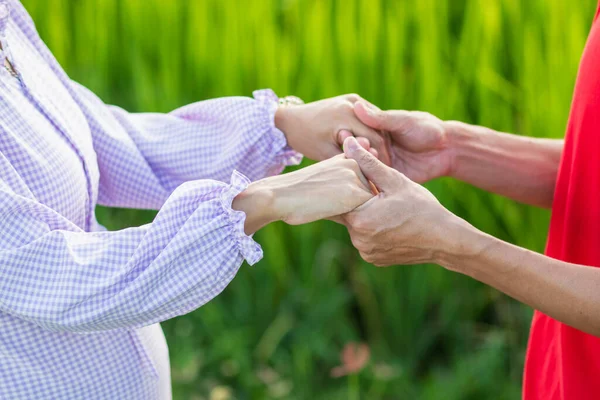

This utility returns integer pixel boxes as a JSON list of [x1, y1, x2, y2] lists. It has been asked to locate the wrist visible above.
[[274, 98, 304, 145], [443, 120, 478, 179], [250, 173, 295, 224], [232, 180, 278, 235], [274, 102, 290, 131], [432, 213, 492, 274]]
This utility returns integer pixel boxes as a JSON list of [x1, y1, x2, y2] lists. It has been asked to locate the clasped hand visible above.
[[236, 94, 461, 268], [234, 93, 387, 234]]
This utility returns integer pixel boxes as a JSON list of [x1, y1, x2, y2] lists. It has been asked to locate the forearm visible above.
[[446, 121, 563, 208], [437, 217, 600, 336], [73, 82, 301, 210], [0, 173, 261, 332]]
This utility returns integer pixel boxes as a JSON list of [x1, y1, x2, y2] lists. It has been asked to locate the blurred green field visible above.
[[21, 0, 598, 398]]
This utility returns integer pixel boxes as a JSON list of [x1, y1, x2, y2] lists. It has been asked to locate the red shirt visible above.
[[523, 3, 600, 399]]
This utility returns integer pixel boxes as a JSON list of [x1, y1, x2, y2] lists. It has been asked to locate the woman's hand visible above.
[[233, 154, 374, 234], [275, 94, 392, 165]]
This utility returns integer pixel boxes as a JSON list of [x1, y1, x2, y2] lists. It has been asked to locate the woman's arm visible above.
[[11, 0, 385, 212], [0, 156, 371, 333], [72, 83, 302, 210], [447, 121, 564, 209], [70, 83, 384, 211]]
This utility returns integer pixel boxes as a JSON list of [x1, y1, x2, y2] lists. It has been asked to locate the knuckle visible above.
[[346, 93, 362, 103], [350, 233, 364, 250], [374, 111, 394, 131], [392, 168, 404, 179], [338, 101, 354, 113], [360, 152, 379, 167], [361, 251, 376, 264], [346, 158, 361, 172], [366, 241, 379, 254], [379, 110, 391, 125], [395, 170, 410, 186], [337, 158, 353, 171], [344, 171, 357, 184], [417, 111, 436, 121]]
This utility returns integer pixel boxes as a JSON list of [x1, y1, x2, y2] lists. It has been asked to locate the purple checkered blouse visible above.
[[0, 1, 302, 398]]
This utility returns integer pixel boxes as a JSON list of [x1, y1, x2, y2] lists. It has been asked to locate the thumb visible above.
[[343, 136, 392, 189], [353, 101, 389, 130]]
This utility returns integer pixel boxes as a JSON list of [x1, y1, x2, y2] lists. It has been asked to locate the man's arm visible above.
[[351, 101, 563, 208], [340, 136, 600, 337], [439, 216, 600, 336], [447, 121, 563, 208]]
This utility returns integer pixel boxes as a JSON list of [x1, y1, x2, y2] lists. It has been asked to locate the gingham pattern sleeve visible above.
[[71, 82, 303, 210], [0, 170, 263, 333]]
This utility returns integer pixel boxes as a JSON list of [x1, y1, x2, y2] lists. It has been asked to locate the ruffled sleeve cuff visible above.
[[253, 89, 303, 176], [219, 170, 264, 266]]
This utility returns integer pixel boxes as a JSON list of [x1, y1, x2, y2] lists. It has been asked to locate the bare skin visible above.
[[232, 154, 373, 235], [336, 136, 600, 337], [275, 94, 389, 163], [231, 93, 392, 236], [350, 100, 563, 208]]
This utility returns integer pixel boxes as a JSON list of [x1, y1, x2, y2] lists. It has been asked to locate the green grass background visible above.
[[21, 0, 598, 398]]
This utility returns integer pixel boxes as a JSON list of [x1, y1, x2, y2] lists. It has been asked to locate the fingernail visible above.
[[344, 136, 360, 151]]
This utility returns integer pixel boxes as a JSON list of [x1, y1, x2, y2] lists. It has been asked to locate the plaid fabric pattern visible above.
[[0, 1, 302, 398]]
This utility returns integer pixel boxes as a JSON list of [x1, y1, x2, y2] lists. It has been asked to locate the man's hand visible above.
[[350, 101, 453, 183], [337, 136, 462, 266], [337, 138, 600, 338], [351, 101, 563, 207], [275, 94, 391, 165]]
